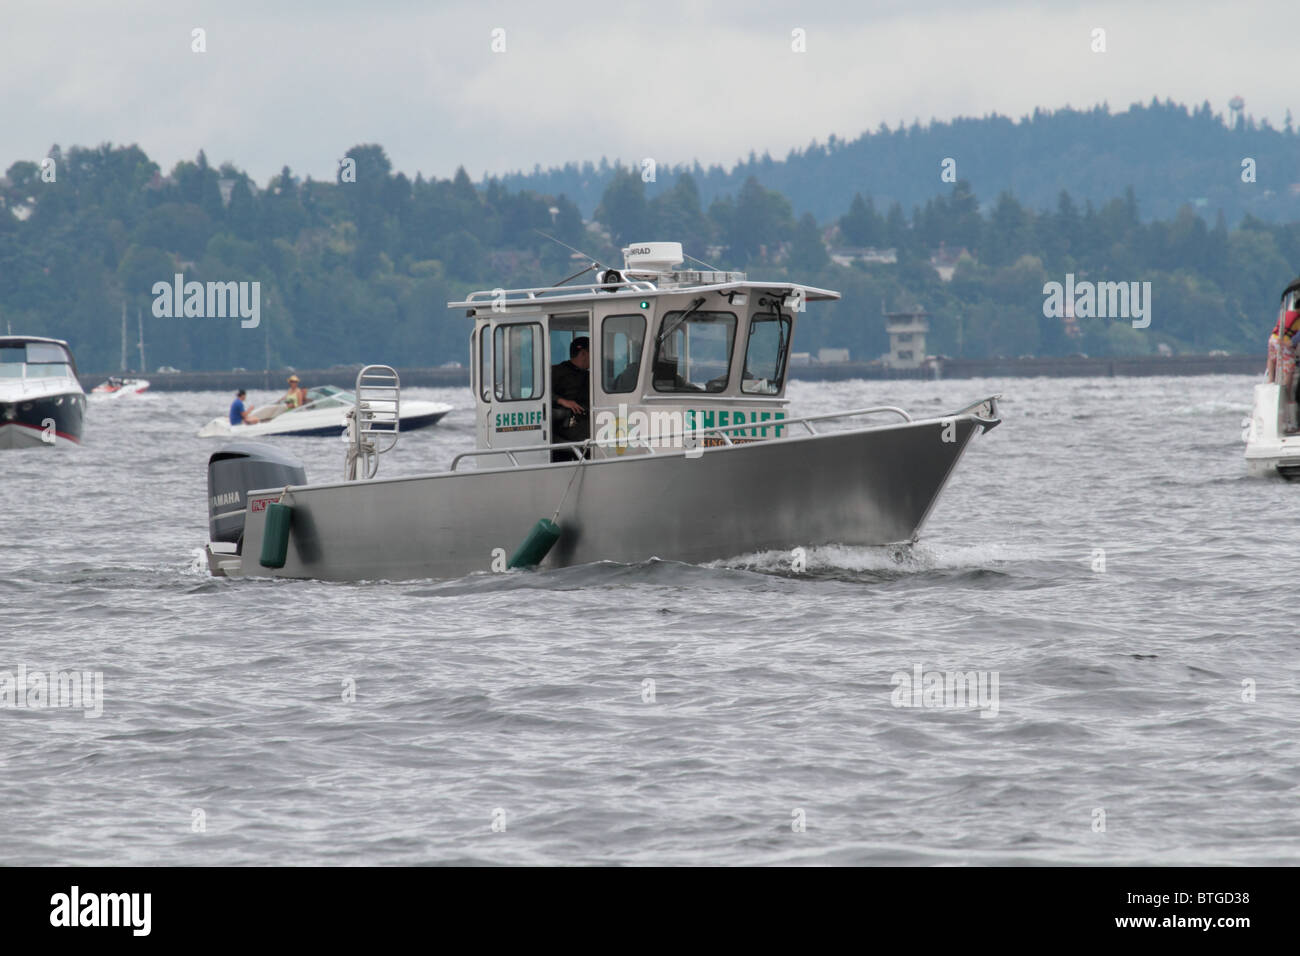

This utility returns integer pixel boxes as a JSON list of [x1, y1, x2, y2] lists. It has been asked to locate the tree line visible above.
[[1, 139, 1296, 373]]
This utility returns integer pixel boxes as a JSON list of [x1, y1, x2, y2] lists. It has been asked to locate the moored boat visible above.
[[203, 242, 1001, 581], [0, 336, 87, 448]]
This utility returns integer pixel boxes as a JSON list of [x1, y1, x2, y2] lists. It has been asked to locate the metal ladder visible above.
[[344, 365, 400, 480]]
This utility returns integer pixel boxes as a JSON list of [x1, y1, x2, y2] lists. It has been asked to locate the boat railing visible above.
[[456, 280, 659, 307], [344, 365, 401, 480], [449, 404, 914, 470]]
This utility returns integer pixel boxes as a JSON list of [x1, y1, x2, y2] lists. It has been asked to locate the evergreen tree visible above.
[[595, 167, 648, 247], [789, 213, 829, 272]]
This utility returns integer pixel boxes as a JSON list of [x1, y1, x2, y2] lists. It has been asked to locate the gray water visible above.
[[2, 375, 1297, 865]]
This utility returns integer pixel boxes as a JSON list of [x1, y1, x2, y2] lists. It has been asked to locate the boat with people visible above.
[[0, 336, 87, 448], [1244, 276, 1300, 478], [197, 381, 452, 438], [202, 241, 1001, 581], [91, 376, 151, 399]]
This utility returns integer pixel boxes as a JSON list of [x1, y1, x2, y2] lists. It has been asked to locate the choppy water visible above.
[[2, 375, 1297, 865]]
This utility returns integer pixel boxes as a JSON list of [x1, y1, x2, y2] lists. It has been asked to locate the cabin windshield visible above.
[[742, 312, 791, 394], [653, 311, 736, 393], [0, 342, 73, 378]]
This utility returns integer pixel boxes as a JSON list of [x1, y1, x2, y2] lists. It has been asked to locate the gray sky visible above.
[[2, 0, 1290, 186]]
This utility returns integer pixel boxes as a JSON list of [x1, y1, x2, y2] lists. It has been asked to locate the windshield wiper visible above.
[[656, 296, 707, 346]]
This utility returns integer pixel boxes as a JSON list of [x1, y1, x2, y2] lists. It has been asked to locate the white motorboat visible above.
[[197, 384, 452, 438], [1244, 277, 1300, 478], [0, 336, 87, 448], [91, 376, 151, 399], [202, 241, 1001, 581]]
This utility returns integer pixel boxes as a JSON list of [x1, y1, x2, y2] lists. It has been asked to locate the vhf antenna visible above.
[[535, 230, 608, 286]]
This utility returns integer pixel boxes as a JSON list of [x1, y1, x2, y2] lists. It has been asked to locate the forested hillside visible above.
[[499, 99, 1300, 225]]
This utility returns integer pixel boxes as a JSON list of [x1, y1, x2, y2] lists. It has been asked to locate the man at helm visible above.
[[282, 374, 307, 409]]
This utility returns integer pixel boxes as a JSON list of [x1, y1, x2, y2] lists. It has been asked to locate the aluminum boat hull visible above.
[[213, 407, 996, 582]]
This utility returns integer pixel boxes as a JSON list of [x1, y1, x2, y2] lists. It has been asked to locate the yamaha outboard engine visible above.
[[208, 442, 307, 548]]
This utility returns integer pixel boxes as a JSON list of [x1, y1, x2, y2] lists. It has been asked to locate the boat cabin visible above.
[[0, 336, 79, 380], [448, 242, 839, 464]]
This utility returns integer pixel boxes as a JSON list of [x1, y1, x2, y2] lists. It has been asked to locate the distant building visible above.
[[929, 242, 972, 282], [817, 347, 850, 363], [883, 307, 929, 369]]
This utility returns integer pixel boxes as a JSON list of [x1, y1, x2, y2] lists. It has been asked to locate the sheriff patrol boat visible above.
[[203, 242, 1000, 581]]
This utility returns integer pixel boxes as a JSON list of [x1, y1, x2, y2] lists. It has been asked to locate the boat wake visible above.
[[709, 541, 1028, 583]]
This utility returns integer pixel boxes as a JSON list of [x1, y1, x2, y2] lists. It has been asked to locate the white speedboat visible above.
[[91, 376, 150, 398], [202, 241, 1001, 582], [0, 336, 87, 448], [1245, 277, 1300, 478], [197, 384, 452, 438]]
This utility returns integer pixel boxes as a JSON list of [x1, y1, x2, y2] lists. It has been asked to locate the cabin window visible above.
[[652, 311, 736, 393], [478, 327, 491, 402], [493, 323, 542, 401], [602, 314, 645, 394], [741, 312, 791, 394]]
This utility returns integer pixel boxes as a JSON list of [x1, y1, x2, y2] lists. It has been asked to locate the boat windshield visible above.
[[653, 311, 736, 393], [305, 386, 352, 409], [0, 342, 73, 378], [741, 312, 791, 394]]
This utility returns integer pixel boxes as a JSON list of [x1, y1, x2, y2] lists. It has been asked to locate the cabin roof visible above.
[[0, 335, 72, 348], [447, 279, 840, 312]]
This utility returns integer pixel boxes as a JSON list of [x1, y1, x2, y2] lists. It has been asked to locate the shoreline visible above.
[[81, 353, 1263, 391]]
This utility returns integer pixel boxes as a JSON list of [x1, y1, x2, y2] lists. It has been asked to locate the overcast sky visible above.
[[2, 0, 1290, 186]]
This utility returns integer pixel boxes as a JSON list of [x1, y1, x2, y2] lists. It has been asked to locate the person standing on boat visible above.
[[552, 336, 591, 454], [1266, 284, 1300, 431], [281, 374, 307, 409], [229, 389, 259, 426]]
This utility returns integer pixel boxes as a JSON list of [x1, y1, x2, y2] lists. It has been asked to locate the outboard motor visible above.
[[208, 442, 307, 548]]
